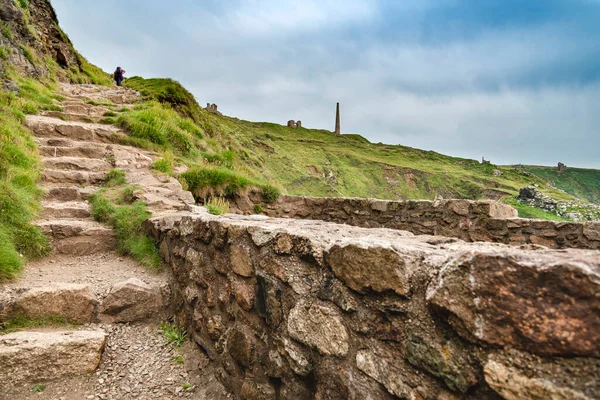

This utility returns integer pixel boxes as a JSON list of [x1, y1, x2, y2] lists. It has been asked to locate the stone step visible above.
[[39, 144, 108, 158], [0, 329, 107, 386], [36, 219, 116, 255], [26, 115, 120, 142], [43, 185, 99, 201], [43, 156, 112, 172], [1, 283, 97, 324], [63, 104, 90, 115], [41, 201, 91, 219], [43, 168, 108, 185], [41, 110, 94, 123]]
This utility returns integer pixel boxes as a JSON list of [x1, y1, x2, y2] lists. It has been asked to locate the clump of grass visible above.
[[180, 166, 254, 200], [159, 322, 187, 348], [104, 168, 127, 186], [31, 384, 45, 393], [1, 22, 11, 39], [103, 111, 117, 117], [89, 191, 160, 270], [0, 47, 7, 60], [183, 382, 192, 391], [205, 197, 229, 215], [151, 152, 174, 174], [253, 204, 263, 214], [173, 355, 184, 364], [1, 316, 72, 334], [261, 185, 281, 203], [124, 76, 204, 123], [20, 45, 36, 65], [117, 103, 199, 154]]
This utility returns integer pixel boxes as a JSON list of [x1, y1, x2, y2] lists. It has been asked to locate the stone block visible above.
[[99, 278, 163, 323], [287, 301, 348, 357], [325, 239, 412, 296], [427, 250, 600, 357], [230, 244, 254, 277]]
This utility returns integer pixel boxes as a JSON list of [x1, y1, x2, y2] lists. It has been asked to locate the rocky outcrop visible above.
[[149, 210, 600, 399], [232, 192, 600, 250], [0, 330, 107, 385]]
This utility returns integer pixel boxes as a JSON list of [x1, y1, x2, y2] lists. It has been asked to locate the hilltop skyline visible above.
[[53, 0, 600, 168]]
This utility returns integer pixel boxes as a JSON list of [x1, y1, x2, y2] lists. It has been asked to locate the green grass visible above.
[[31, 384, 45, 393], [104, 168, 127, 186], [502, 197, 570, 221], [205, 197, 230, 215], [0, 316, 73, 334], [253, 204, 263, 214], [124, 76, 204, 123], [159, 322, 187, 348], [520, 166, 600, 205], [89, 187, 160, 270], [116, 103, 201, 154], [180, 166, 255, 200], [0, 80, 52, 281], [173, 355, 184, 364]]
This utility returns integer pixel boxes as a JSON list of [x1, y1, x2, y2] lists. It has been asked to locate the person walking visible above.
[[113, 66, 126, 86]]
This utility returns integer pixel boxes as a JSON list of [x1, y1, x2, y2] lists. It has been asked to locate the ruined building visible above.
[[558, 162, 567, 173], [287, 120, 302, 128], [205, 103, 222, 115]]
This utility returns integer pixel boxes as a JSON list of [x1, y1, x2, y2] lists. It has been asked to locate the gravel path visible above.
[[2, 323, 229, 400]]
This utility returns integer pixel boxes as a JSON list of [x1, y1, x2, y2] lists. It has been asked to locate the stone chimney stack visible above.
[[334, 102, 340, 135]]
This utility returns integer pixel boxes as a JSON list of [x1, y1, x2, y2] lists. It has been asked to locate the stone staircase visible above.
[[0, 84, 225, 399]]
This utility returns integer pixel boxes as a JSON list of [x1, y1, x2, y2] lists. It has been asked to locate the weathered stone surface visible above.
[[355, 350, 416, 399], [583, 223, 600, 241], [227, 326, 256, 368], [325, 239, 412, 296], [427, 250, 600, 357], [484, 352, 595, 400], [283, 338, 313, 376], [405, 334, 477, 393], [14, 283, 97, 323], [287, 301, 349, 357], [99, 278, 163, 323], [230, 244, 254, 277], [232, 278, 255, 311], [254, 274, 283, 327], [0, 330, 107, 385]]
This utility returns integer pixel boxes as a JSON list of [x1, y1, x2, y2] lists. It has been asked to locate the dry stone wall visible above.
[[233, 193, 600, 250], [148, 209, 600, 400]]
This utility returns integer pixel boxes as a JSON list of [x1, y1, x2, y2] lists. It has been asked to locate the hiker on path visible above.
[[114, 66, 126, 86]]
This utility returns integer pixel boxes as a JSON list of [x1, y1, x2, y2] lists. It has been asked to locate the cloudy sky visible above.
[[52, 0, 600, 168]]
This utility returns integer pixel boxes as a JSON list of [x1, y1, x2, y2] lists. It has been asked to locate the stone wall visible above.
[[148, 209, 600, 400], [232, 193, 600, 250]]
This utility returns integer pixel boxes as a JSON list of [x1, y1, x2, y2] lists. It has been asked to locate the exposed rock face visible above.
[[0, 0, 82, 79], [149, 210, 600, 399], [0, 330, 107, 385], [99, 278, 164, 323], [13, 283, 97, 323]]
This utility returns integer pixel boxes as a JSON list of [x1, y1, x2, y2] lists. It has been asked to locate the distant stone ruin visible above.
[[205, 103, 222, 115], [482, 157, 491, 165], [558, 162, 567, 173], [287, 120, 302, 128]]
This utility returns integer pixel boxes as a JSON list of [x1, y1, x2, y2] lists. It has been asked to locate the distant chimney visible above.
[[334, 102, 340, 135]]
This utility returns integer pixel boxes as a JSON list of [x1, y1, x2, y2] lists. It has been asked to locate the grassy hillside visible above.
[[124, 77, 578, 203], [519, 166, 600, 205]]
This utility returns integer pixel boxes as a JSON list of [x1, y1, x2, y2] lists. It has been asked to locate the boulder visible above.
[[99, 278, 164, 323], [0, 330, 107, 385], [287, 301, 348, 357], [355, 349, 416, 399], [14, 283, 97, 323], [427, 250, 600, 357]]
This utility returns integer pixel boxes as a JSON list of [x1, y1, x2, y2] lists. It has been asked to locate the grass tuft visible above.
[[89, 191, 160, 270], [104, 169, 127, 187], [159, 322, 187, 348], [205, 197, 229, 215]]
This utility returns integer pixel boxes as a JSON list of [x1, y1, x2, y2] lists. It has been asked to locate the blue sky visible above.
[[52, 0, 600, 168]]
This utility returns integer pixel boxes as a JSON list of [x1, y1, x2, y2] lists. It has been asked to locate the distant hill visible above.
[[518, 166, 600, 205]]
